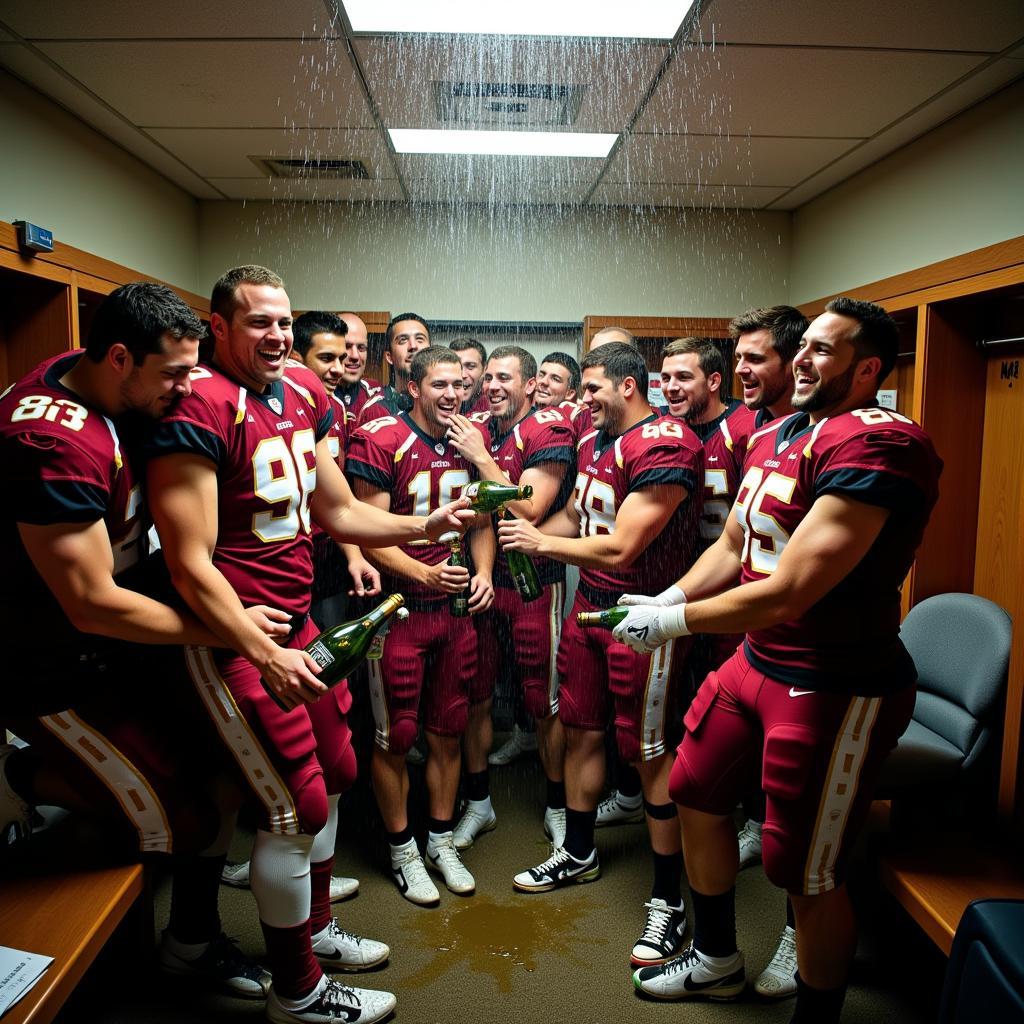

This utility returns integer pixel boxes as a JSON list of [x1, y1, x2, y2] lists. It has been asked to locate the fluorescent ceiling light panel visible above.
[[344, 1, 694, 39], [389, 129, 617, 158]]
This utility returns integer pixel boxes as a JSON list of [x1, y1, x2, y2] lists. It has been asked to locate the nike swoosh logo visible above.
[[789, 687, 815, 697], [683, 971, 736, 992]]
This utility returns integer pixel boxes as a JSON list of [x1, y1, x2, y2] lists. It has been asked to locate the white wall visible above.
[[790, 79, 1024, 304], [198, 200, 791, 322], [0, 70, 199, 292]]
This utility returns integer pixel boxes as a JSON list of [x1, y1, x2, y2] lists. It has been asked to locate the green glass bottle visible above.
[[444, 532, 470, 617], [577, 606, 628, 629], [263, 593, 407, 712], [501, 510, 542, 604], [464, 479, 533, 512]]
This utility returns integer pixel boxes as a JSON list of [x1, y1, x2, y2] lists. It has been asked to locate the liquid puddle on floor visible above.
[[403, 894, 603, 992]]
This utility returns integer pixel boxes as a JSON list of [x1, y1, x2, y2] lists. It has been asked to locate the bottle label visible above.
[[307, 640, 335, 669], [367, 634, 386, 660]]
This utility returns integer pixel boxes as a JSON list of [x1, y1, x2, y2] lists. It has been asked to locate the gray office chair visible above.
[[879, 592, 1011, 793]]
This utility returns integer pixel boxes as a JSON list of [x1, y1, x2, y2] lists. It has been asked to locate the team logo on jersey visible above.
[[268, 396, 283, 415], [434, 442, 445, 455]]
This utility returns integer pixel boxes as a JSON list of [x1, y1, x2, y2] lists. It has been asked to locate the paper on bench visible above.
[[0, 946, 53, 1018]]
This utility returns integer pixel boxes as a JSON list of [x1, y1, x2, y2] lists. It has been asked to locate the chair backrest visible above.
[[900, 593, 1012, 769]]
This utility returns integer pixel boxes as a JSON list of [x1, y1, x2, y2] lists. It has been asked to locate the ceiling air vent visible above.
[[433, 81, 585, 127], [249, 156, 371, 180]]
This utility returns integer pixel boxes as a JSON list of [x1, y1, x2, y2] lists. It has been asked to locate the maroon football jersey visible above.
[[735, 406, 942, 692], [685, 400, 759, 546], [148, 362, 333, 617], [346, 411, 484, 609], [0, 352, 148, 709], [573, 414, 704, 603], [353, 385, 412, 431], [336, 377, 380, 428], [481, 406, 574, 587]]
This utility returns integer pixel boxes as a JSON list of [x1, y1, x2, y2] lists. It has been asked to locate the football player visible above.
[[354, 312, 429, 428]]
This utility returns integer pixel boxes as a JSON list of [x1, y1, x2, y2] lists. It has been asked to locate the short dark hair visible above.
[[540, 351, 582, 395], [581, 342, 648, 390], [488, 345, 537, 380], [825, 297, 900, 382], [661, 336, 727, 383], [729, 305, 808, 364], [387, 312, 430, 345], [211, 265, 285, 321], [449, 337, 486, 363], [85, 282, 204, 364], [410, 346, 463, 386], [292, 311, 347, 358]]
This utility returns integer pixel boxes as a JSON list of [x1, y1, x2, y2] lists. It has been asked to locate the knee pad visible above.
[[644, 799, 677, 821], [387, 717, 419, 755], [292, 772, 329, 836], [250, 829, 314, 928]]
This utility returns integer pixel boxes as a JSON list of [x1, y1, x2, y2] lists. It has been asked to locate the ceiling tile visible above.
[[0, 0, 337, 39], [146, 127, 393, 179], [589, 181, 788, 209], [353, 35, 667, 132], [637, 45, 987, 137], [766, 60, 1024, 209], [204, 177, 405, 201], [404, 176, 590, 204], [35, 40, 375, 128], [606, 133, 861, 187], [0, 44, 223, 198], [686, 0, 1024, 52]]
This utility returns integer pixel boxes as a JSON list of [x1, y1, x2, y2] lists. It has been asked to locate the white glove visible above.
[[618, 584, 686, 608], [612, 604, 689, 654]]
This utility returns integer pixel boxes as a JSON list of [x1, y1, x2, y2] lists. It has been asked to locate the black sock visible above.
[[464, 770, 489, 802], [786, 897, 795, 928], [651, 850, 683, 906], [168, 853, 226, 944], [790, 974, 846, 1024], [563, 807, 597, 860], [387, 826, 414, 847], [617, 762, 642, 800], [546, 778, 566, 810], [691, 887, 737, 957], [428, 817, 453, 836]]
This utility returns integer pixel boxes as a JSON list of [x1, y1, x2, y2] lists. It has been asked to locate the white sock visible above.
[[275, 974, 328, 1011], [465, 796, 492, 815], [427, 829, 453, 852], [697, 948, 741, 968], [310, 794, 340, 864], [618, 791, 643, 809], [250, 828, 313, 928], [162, 932, 209, 961]]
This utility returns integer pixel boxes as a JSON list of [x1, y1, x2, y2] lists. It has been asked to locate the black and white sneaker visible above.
[[512, 846, 600, 893], [266, 978, 396, 1023], [160, 931, 271, 999], [633, 944, 745, 1001], [312, 918, 389, 972], [631, 898, 687, 966]]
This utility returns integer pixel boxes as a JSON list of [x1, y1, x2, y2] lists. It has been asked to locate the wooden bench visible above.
[[0, 862, 145, 1024], [879, 834, 1024, 955]]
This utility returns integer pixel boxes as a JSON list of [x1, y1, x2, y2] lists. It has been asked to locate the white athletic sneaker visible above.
[[389, 839, 440, 906], [512, 846, 600, 893], [0, 744, 32, 847], [754, 925, 797, 999], [596, 790, 645, 827], [159, 931, 271, 998], [542, 806, 566, 848], [222, 860, 358, 901], [631, 898, 688, 966], [453, 800, 497, 850], [426, 833, 476, 895], [266, 978, 397, 1024], [633, 944, 745, 1001], [311, 918, 389, 972], [737, 819, 763, 870], [488, 725, 538, 766]]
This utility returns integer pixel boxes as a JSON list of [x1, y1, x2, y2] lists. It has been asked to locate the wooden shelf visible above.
[[880, 835, 1024, 955]]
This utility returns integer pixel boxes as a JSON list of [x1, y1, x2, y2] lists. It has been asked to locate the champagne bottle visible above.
[[463, 479, 533, 512], [443, 532, 470, 617], [577, 606, 628, 629], [501, 510, 542, 604], [263, 594, 408, 712]]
